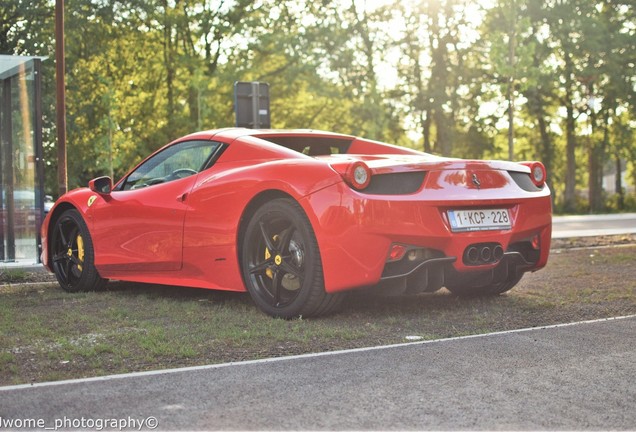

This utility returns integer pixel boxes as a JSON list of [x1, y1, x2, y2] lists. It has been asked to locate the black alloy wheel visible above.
[[51, 209, 106, 292], [241, 198, 342, 318]]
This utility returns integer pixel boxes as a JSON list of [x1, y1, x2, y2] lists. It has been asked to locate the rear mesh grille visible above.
[[364, 172, 426, 195], [509, 171, 541, 192]]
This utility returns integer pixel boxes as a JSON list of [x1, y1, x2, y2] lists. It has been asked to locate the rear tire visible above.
[[241, 198, 341, 318], [446, 273, 523, 297], [51, 209, 106, 292]]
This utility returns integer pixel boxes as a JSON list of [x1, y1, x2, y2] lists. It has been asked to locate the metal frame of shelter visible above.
[[0, 55, 46, 264]]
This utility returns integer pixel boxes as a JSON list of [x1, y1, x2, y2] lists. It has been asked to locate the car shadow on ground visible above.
[[103, 280, 251, 305], [100, 279, 537, 324]]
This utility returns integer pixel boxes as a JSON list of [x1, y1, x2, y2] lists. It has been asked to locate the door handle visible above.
[[177, 193, 188, 202]]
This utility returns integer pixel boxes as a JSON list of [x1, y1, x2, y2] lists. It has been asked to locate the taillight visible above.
[[521, 161, 546, 188], [338, 161, 371, 190], [330, 160, 372, 190]]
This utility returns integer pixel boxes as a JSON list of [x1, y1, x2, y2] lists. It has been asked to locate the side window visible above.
[[122, 140, 221, 190]]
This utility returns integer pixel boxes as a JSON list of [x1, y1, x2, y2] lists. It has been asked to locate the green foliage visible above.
[[607, 191, 636, 213], [1, 0, 634, 211], [0, 269, 28, 283]]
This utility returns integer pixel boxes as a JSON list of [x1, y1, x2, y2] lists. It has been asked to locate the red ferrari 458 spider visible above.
[[41, 128, 551, 317]]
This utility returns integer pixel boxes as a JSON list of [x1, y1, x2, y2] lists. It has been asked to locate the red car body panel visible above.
[[42, 129, 551, 295]]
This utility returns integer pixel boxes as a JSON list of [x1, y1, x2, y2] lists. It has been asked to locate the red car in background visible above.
[[41, 128, 551, 318]]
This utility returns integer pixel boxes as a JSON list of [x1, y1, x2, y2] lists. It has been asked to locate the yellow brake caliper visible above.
[[76, 234, 85, 272], [265, 235, 278, 279]]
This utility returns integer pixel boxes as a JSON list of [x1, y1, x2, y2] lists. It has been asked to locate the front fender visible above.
[[40, 188, 104, 269]]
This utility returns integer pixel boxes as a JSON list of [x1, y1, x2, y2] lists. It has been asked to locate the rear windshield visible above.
[[257, 136, 353, 156]]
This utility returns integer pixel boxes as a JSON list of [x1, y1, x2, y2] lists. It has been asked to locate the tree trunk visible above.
[[526, 86, 555, 204], [615, 155, 624, 210], [428, 7, 451, 156], [422, 110, 432, 153], [507, 0, 516, 161], [588, 139, 600, 213], [563, 53, 577, 212], [588, 106, 607, 213], [163, 0, 175, 130]]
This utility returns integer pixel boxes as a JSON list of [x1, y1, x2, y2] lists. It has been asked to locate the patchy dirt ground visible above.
[[550, 233, 636, 249], [1, 234, 634, 385], [0, 268, 55, 284]]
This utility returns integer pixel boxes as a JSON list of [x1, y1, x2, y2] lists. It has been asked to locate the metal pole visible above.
[[0, 78, 6, 261], [55, 0, 68, 196], [251, 82, 260, 129], [34, 59, 45, 262], [2, 78, 15, 261]]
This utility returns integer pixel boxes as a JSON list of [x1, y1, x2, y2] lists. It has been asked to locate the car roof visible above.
[[179, 128, 356, 142]]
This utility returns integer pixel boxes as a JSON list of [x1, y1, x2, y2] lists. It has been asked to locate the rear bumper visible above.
[[375, 247, 542, 296], [304, 182, 552, 293]]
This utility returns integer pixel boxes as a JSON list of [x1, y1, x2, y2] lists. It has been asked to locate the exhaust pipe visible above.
[[480, 246, 492, 262], [463, 243, 504, 266], [466, 247, 479, 264], [493, 245, 504, 261]]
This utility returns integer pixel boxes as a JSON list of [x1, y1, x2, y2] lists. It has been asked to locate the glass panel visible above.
[[123, 140, 220, 190], [1, 58, 39, 263], [0, 79, 5, 261]]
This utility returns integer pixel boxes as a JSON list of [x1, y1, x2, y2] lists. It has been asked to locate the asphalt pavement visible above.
[[552, 212, 636, 238], [1, 316, 635, 430]]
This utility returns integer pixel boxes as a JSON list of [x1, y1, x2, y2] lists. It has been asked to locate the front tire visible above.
[[241, 198, 341, 318], [51, 209, 106, 292]]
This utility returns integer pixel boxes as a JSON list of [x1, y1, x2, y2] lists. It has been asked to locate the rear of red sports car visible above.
[[217, 130, 551, 317], [270, 135, 552, 300]]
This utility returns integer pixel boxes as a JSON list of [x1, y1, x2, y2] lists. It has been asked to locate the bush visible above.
[[606, 191, 636, 212]]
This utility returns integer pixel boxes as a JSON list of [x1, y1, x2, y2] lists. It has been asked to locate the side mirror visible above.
[[89, 176, 113, 195]]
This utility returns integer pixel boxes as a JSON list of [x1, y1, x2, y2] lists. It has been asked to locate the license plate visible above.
[[448, 209, 511, 232]]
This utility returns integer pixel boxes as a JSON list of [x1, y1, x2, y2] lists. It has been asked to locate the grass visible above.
[[0, 244, 634, 386], [0, 269, 29, 284]]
